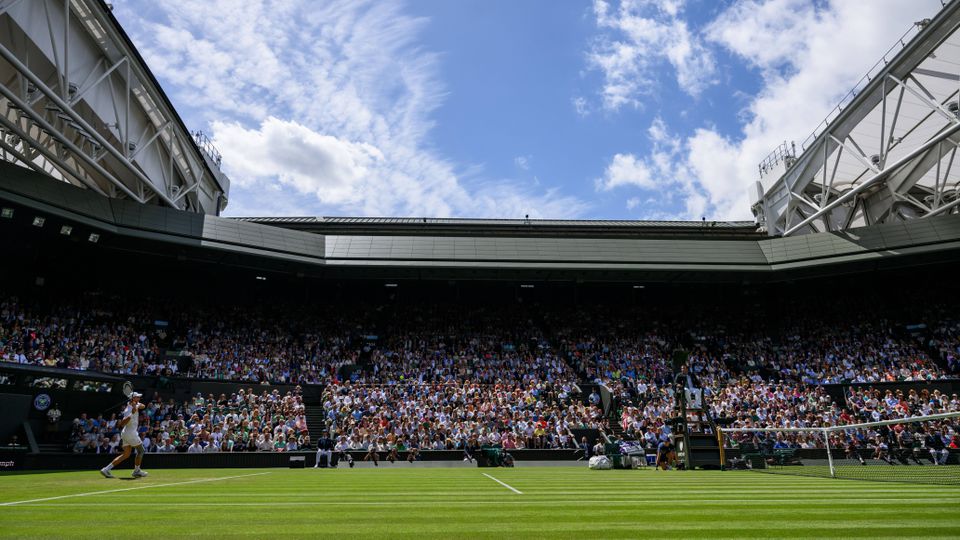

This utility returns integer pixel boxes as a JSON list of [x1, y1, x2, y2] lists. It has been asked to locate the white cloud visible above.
[[684, 128, 743, 219], [114, 0, 584, 218], [465, 184, 587, 220], [597, 117, 682, 192], [597, 153, 655, 191], [597, 117, 710, 218], [587, 0, 717, 110], [514, 155, 531, 170], [589, 0, 944, 220], [213, 117, 383, 207], [705, 0, 817, 72], [596, 123, 743, 220], [572, 96, 589, 116]]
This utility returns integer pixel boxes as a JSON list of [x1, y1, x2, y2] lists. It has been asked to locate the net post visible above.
[[823, 428, 835, 479], [716, 427, 726, 471]]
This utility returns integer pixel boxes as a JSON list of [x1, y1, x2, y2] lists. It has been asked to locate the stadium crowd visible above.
[[305, 305, 605, 450], [1, 295, 953, 387], [553, 306, 955, 453], [718, 386, 960, 451], [322, 381, 602, 453], [931, 317, 960, 375], [68, 387, 309, 453], [0, 294, 356, 384], [3, 292, 959, 455]]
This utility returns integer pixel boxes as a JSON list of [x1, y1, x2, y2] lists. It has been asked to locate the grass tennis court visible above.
[[1, 467, 958, 538]]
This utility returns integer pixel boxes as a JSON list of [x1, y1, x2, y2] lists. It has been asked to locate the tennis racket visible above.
[[102, 381, 136, 414]]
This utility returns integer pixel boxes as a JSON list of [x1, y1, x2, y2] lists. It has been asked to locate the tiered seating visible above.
[[70, 388, 308, 453], [5, 290, 958, 455]]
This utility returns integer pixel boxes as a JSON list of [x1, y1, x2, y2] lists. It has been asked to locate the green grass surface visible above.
[[1, 466, 958, 539], [759, 462, 960, 485]]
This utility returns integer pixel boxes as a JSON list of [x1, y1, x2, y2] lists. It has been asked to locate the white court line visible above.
[[7, 496, 959, 508], [0, 472, 271, 507], [481, 473, 522, 494]]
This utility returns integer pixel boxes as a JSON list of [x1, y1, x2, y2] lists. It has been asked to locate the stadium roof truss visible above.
[[755, 0, 960, 237], [0, 0, 229, 215]]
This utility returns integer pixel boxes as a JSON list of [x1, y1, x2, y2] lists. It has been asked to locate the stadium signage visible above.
[[33, 394, 51, 411]]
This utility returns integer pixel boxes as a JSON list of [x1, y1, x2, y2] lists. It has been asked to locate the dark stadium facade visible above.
[[3, 159, 960, 289]]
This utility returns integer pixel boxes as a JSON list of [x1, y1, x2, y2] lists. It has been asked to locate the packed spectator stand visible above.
[[68, 388, 308, 455], [1, 289, 958, 455]]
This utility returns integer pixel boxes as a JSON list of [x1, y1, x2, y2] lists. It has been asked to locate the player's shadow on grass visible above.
[[118, 477, 143, 481]]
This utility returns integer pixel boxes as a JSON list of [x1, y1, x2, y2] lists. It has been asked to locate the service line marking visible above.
[[482, 472, 522, 494], [7, 496, 960, 508], [0, 472, 271, 507]]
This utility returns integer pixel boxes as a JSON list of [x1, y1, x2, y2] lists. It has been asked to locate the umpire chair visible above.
[[672, 349, 724, 470]]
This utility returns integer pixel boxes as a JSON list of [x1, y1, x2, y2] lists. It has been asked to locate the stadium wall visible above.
[[0, 394, 31, 444]]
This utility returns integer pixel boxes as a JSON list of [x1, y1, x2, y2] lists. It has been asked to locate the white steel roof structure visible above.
[[755, 0, 960, 236], [4, 0, 960, 233], [0, 0, 229, 215]]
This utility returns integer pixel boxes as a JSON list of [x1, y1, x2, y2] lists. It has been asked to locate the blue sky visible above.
[[113, 0, 943, 220]]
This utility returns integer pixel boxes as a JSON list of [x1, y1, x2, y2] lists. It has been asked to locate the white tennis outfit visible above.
[[120, 404, 142, 447]]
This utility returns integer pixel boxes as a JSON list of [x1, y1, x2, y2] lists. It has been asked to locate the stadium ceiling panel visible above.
[[231, 216, 762, 240], [236, 216, 758, 229], [0, 0, 229, 215], [5, 161, 960, 283], [755, 0, 960, 236]]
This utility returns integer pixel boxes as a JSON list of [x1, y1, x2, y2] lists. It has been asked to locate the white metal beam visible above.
[[756, 1, 960, 235], [0, 102, 111, 197], [0, 0, 230, 215], [784, 122, 960, 236], [0, 89, 144, 202], [0, 40, 179, 208]]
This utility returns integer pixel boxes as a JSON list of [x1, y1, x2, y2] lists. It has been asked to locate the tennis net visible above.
[[721, 412, 960, 485]]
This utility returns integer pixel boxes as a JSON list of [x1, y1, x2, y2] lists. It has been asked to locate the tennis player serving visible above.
[[100, 391, 149, 479]]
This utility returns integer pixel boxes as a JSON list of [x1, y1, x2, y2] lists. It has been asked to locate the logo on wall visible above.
[[33, 393, 51, 411]]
